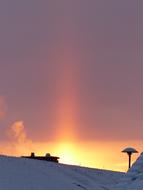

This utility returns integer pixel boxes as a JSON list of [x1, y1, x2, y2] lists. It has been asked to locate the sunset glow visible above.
[[0, 0, 143, 175], [0, 136, 140, 172], [33, 140, 141, 171]]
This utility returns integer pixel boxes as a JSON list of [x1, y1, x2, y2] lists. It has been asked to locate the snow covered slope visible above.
[[0, 155, 123, 190], [113, 153, 143, 190]]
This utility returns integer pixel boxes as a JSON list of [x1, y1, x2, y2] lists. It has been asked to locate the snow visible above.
[[122, 147, 138, 153], [3, 154, 143, 190], [3, 152, 143, 190], [113, 153, 143, 190], [0, 155, 123, 190]]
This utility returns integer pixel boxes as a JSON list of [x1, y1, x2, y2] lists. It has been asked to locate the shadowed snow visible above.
[[0, 155, 123, 190]]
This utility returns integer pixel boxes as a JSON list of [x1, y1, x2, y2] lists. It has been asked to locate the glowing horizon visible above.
[[0, 123, 141, 172], [0, 0, 143, 173]]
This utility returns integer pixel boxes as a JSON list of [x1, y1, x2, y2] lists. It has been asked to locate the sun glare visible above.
[[55, 142, 77, 165]]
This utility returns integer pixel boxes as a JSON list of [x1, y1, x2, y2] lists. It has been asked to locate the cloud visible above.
[[7, 121, 33, 155], [10, 121, 28, 143]]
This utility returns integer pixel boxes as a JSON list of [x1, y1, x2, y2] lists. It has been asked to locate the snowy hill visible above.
[[0, 155, 123, 190], [113, 153, 143, 190]]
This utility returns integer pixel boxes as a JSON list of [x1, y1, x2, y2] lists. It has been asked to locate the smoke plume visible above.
[[7, 121, 33, 155]]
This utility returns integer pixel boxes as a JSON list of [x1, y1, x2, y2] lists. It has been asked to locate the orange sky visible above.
[[0, 137, 141, 172], [0, 0, 143, 173], [0, 32, 141, 172], [0, 107, 140, 172], [0, 36, 142, 172]]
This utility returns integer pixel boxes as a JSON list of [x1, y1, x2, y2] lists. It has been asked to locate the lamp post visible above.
[[122, 147, 138, 170]]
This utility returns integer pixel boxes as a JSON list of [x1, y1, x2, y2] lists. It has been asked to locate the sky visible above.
[[0, 0, 143, 171]]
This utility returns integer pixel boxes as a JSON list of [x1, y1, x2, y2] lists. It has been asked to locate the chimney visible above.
[[45, 153, 51, 157], [31, 152, 35, 157]]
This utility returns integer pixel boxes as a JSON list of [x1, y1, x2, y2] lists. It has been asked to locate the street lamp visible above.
[[122, 147, 138, 170]]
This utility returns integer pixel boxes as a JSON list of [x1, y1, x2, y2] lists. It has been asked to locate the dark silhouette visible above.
[[122, 147, 138, 170], [22, 152, 59, 163]]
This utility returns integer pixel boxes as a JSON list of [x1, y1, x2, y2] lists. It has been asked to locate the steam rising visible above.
[[11, 121, 27, 143], [8, 121, 33, 155]]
